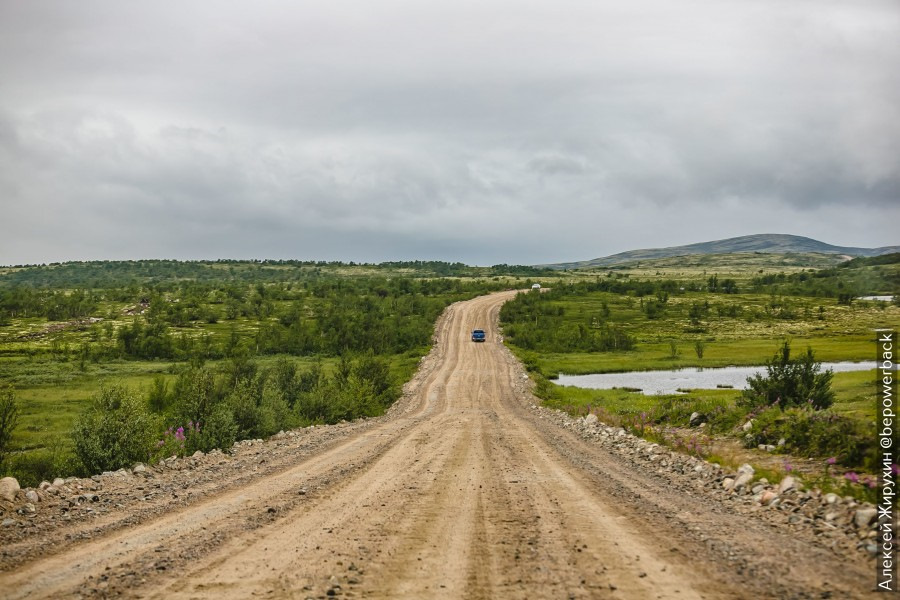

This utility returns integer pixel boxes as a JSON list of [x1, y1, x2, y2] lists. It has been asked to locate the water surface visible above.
[[555, 361, 878, 395]]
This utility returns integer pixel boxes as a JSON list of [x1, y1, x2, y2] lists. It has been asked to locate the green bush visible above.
[[226, 379, 263, 439], [257, 385, 292, 437], [740, 341, 834, 410], [173, 367, 218, 425], [746, 406, 878, 469], [189, 404, 237, 453], [0, 386, 19, 466], [5, 442, 78, 488], [71, 384, 157, 474]]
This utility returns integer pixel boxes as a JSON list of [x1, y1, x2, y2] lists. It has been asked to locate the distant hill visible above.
[[542, 234, 900, 270]]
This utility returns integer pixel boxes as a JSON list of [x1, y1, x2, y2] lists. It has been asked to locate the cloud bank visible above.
[[1, 1, 898, 265]]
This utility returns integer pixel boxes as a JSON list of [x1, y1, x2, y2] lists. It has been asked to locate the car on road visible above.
[[471, 329, 486, 342]]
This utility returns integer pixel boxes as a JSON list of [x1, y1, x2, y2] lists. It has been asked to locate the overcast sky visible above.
[[1, 1, 898, 266]]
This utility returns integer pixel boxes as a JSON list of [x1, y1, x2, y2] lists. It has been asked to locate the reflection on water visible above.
[[859, 295, 895, 302], [555, 361, 880, 396]]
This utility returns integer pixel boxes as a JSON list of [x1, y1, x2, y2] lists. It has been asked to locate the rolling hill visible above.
[[542, 234, 900, 270]]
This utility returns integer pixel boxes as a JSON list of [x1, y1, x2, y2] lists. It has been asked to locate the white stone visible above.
[[778, 476, 796, 494], [0, 477, 20, 502]]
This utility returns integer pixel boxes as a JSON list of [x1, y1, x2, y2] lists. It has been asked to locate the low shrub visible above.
[[746, 406, 878, 470], [71, 384, 157, 474]]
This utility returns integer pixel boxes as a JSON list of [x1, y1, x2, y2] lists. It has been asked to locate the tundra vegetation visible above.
[[0, 254, 897, 490], [501, 253, 900, 496], [0, 259, 550, 485]]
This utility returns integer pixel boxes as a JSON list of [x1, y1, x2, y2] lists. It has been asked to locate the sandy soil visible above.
[[0, 291, 877, 599]]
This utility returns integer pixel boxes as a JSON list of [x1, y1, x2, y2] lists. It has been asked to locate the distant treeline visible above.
[[0, 259, 553, 289], [2, 277, 516, 361], [501, 288, 636, 353], [748, 252, 900, 300]]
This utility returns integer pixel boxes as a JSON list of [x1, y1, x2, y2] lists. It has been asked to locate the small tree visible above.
[[694, 341, 705, 360], [0, 386, 20, 465], [669, 341, 680, 358], [72, 384, 157, 474], [741, 341, 834, 411]]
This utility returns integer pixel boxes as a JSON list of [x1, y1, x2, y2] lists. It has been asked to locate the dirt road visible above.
[[0, 292, 876, 598]]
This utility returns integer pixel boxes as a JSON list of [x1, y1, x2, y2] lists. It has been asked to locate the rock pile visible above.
[[529, 403, 881, 558]]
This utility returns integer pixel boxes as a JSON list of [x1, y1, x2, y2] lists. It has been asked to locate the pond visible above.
[[859, 295, 895, 302], [554, 361, 880, 395]]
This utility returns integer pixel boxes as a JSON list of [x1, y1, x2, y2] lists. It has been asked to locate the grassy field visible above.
[[1, 253, 896, 487], [2, 260, 544, 484], [502, 254, 899, 483]]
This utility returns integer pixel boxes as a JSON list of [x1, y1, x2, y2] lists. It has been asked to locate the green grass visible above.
[[3, 350, 428, 461]]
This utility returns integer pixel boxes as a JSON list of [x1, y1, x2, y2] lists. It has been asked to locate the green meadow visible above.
[[502, 253, 900, 480]]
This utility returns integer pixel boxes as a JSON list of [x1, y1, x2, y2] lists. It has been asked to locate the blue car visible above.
[[471, 329, 486, 342]]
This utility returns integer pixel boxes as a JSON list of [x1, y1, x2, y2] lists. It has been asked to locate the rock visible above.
[[133, 463, 147, 473], [722, 478, 735, 491], [737, 464, 755, 476], [52, 478, 66, 487], [733, 472, 753, 492], [1, 518, 15, 527], [20, 502, 36, 514], [689, 412, 706, 427], [777, 437, 786, 447], [192, 450, 204, 458], [778, 476, 796, 494], [584, 413, 599, 426], [760, 490, 778, 505], [39, 481, 52, 491], [855, 508, 877, 529], [823, 493, 839, 505], [0, 477, 20, 502], [25, 490, 40, 503], [742, 420, 754, 432]]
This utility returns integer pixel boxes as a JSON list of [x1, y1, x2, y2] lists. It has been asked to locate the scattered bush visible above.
[[72, 384, 158, 474], [4, 439, 77, 488], [745, 407, 878, 470], [0, 386, 19, 466], [740, 341, 834, 411]]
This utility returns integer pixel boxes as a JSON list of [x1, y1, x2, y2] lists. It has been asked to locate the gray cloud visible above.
[[0, 0, 898, 265]]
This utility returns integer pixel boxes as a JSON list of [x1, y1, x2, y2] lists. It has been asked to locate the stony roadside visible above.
[[531, 404, 880, 561], [0, 419, 385, 572], [0, 339, 445, 574]]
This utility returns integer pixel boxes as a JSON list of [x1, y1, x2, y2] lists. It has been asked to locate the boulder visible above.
[[733, 471, 754, 491], [760, 490, 778, 505], [689, 412, 706, 427], [855, 508, 877, 529], [742, 420, 754, 432], [25, 490, 40, 503], [778, 476, 796, 495], [0, 477, 20, 502], [584, 413, 599, 426]]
